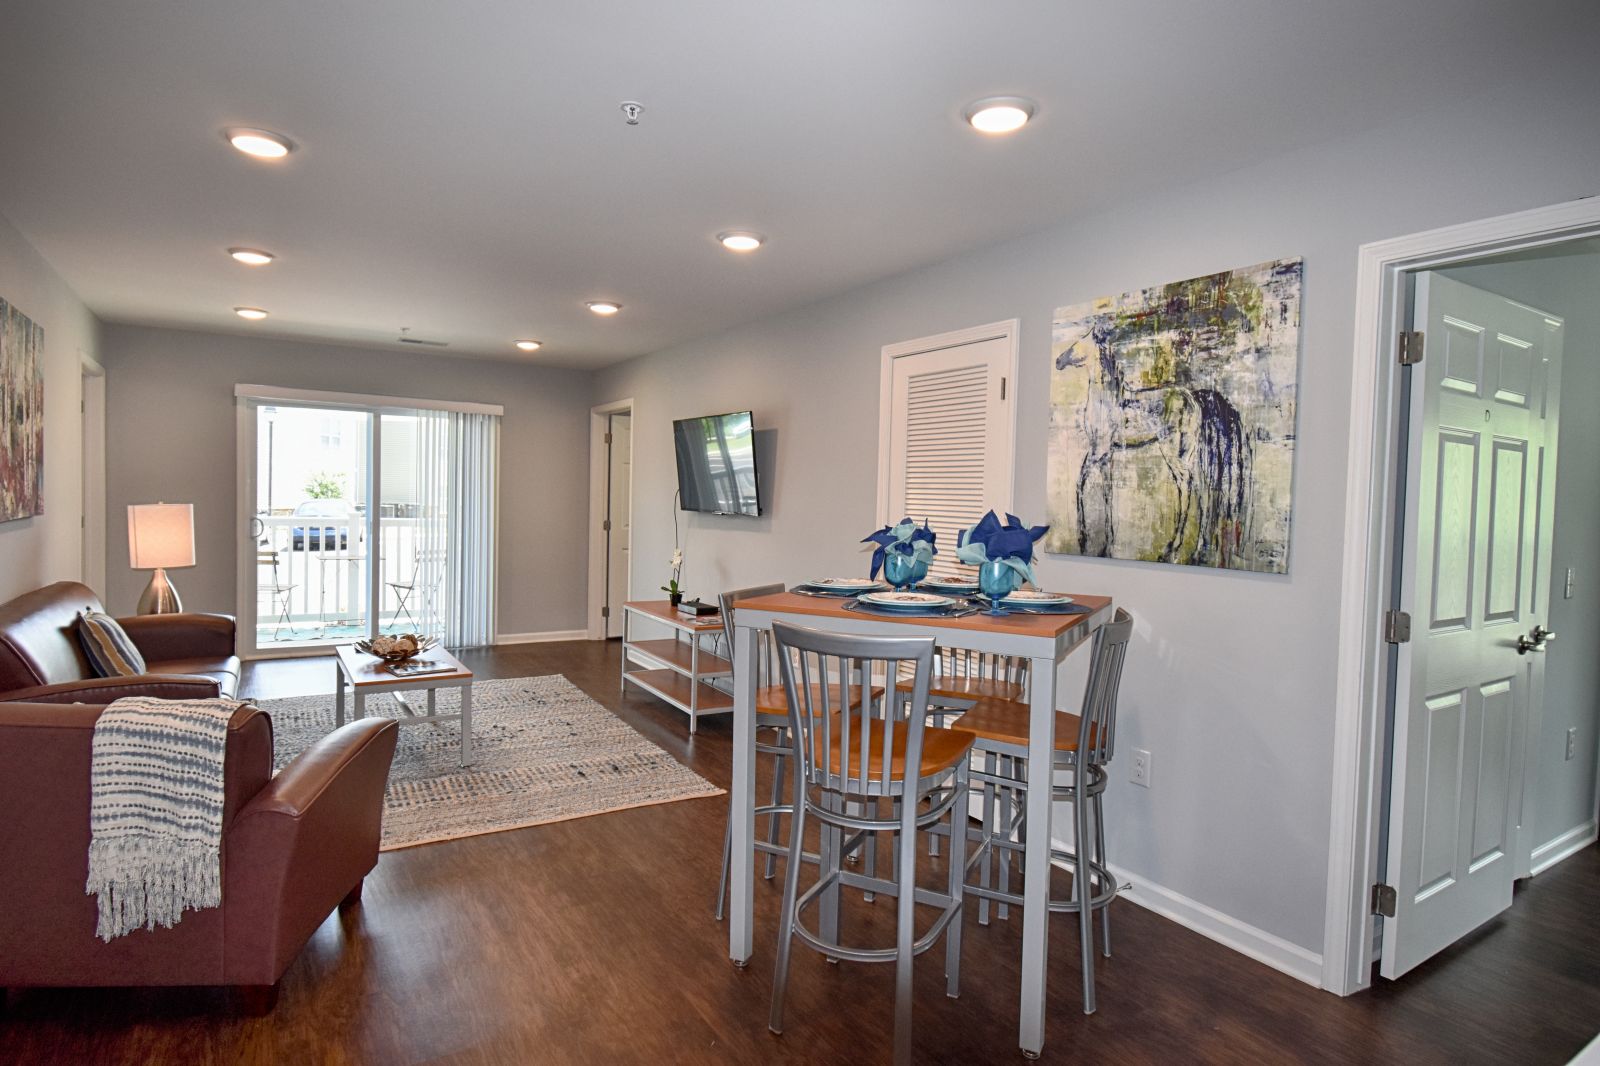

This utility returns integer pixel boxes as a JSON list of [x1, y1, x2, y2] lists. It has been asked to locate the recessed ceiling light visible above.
[[586, 301, 622, 316], [717, 231, 765, 253], [228, 247, 275, 266], [964, 97, 1035, 135], [225, 127, 294, 159], [515, 339, 542, 352], [234, 306, 269, 320]]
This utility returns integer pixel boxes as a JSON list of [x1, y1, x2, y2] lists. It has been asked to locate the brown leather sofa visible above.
[[0, 581, 242, 703], [0, 700, 398, 1008]]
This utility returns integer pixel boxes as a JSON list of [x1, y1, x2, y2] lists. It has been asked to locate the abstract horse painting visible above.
[[1045, 258, 1302, 574], [0, 297, 45, 523]]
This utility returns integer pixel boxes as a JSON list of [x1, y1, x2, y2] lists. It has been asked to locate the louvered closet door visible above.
[[884, 336, 1014, 580]]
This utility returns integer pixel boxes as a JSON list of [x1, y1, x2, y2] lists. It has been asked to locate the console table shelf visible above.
[[621, 600, 730, 733]]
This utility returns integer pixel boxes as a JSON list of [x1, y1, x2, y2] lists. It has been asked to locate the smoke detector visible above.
[[620, 101, 644, 125]]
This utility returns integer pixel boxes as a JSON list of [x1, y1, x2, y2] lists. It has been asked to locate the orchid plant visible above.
[[660, 547, 684, 598], [956, 511, 1049, 585], [862, 517, 937, 580]]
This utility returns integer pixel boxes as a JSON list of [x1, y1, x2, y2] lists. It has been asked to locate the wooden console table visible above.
[[620, 600, 732, 733]]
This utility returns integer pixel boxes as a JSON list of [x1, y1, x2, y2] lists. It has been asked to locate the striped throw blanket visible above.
[[86, 696, 242, 942]]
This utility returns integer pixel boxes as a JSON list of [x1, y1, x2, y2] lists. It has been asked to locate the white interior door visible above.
[[881, 332, 1015, 580], [606, 413, 631, 638], [1381, 272, 1564, 978]]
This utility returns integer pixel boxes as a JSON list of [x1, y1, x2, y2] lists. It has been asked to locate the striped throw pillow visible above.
[[77, 610, 147, 678]]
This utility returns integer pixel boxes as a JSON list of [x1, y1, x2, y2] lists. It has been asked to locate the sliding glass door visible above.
[[250, 403, 374, 648], [237, 389, 500, 656]]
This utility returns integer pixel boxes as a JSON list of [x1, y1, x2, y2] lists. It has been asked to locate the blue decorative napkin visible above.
[[956, 511, 1050, 585], [861, 518, 937, 580]]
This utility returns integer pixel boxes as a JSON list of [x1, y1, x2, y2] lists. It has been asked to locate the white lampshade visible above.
[[128, 503, 196, 570]]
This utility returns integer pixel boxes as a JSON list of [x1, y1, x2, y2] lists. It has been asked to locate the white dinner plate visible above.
[[919, 578, 980, 592], [1000, 590, 1074, 605], [859, 590, 956, 610], [807, 577, 883, 590]]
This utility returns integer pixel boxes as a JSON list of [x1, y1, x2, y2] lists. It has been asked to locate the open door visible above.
[[605, 413, 631, 638], [1381, 272, 1564, 978]]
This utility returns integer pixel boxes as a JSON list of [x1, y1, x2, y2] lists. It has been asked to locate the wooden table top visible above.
[[334, 642, 473, 689], [730, 590, 1111, 639], [624, 599, 725, 631]]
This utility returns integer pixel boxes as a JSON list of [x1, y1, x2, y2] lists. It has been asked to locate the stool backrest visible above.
[[934, 647, 1028, 689], [772, 621, 935, 798], [1078, 608, 1133, 766], [718, 584, 785, 686]]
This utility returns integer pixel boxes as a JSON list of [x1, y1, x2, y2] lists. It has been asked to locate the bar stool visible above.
[[767, 621, 975, 1066], [713, 585, 883, 920], [923, 650, 1027, 859], [956, 608, 1133, 1015]]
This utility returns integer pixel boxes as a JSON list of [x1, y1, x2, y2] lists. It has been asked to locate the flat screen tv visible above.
[[673, 410, 761, 516]]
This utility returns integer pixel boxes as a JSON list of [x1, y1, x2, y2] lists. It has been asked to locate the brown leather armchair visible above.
[[0, 581, 242, 702], [0, 700, 397, 1008]]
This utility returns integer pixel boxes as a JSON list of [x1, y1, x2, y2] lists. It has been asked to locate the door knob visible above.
[[1517, 625, 1555, 655]]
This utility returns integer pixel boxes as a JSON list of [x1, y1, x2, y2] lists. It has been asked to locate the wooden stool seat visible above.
[[827, 722, 977, 779], [951, 698, 1094, 753], [927, 675, 1025, 702], [757, 683, 885, 717]]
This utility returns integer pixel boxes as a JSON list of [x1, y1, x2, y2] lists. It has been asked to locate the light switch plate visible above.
[[1566, 568, 1576, 599], [1568, 728, 1579, 761]]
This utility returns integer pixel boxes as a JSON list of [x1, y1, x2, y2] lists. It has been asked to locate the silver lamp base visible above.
[[136, 568, 184, 614]]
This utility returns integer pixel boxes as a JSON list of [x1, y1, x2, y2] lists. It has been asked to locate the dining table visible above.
[[726, 587, 1114, 1059]]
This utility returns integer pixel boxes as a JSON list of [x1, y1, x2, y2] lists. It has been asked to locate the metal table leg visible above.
[[1018, 654, 1060, 1057]]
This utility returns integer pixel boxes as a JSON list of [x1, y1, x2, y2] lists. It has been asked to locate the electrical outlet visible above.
[[1568, 727, 1579, 761], [1130, 748, 1152, 788], [1566, 568, 1576, 599]]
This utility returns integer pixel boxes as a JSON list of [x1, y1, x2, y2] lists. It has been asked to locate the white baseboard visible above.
[[1050, 849, 1323, 988], [494, 629, 589, 646], [1530, 819, 1598, 876]]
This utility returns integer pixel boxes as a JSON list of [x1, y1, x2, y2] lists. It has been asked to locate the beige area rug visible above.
[[263, 674, 723, 850]]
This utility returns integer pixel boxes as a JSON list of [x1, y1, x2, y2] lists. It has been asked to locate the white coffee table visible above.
[[334, 643, 475, 765]]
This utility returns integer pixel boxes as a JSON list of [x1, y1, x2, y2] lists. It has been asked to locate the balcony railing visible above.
[[254, 515, 443, 644]]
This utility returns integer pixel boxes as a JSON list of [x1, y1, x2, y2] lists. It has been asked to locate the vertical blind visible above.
[[392, 408, 498, 647], [446, 411, 499, 647]]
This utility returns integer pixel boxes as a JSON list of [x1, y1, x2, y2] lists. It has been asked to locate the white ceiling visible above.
[[0, 1, 1581, 368]]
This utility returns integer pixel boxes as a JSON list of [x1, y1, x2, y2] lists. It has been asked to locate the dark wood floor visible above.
[[3, 640, 1597, 1064]]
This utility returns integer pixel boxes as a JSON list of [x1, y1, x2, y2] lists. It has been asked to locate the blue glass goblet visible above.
[[883, 552, 928, 590], [977, 559, 1019, 613]]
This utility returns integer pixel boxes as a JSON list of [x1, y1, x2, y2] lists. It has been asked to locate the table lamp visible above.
[[128, 502, 196, 614]]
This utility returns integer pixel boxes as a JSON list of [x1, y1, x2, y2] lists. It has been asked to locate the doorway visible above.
[[1324, 198, 1600, 995], [234, 386, 503, 658], [588, 398, 634, 640]]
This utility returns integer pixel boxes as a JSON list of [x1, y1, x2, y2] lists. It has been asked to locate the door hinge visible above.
[[1397, 330, 1424, 366], [601, 606, 610, 619], [1384, 609, 1412, 644], [1371, 883, 1398, 918], [1000, 376, 1007, 401], [603, 519, 611, 532], [604, 432, 613, 445]]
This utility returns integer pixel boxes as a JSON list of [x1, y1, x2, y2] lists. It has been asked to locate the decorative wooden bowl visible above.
[[355, 634, 439, 662]]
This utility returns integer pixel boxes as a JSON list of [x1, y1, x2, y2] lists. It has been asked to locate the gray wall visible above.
[[0, 211, 101, 601], [1442, 251, 1600, 855], [594, 66, 1600, 959], [101, 324, 593, 636]]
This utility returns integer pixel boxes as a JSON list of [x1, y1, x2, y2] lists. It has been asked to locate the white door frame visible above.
[[79, 353, 107, 596], [587, 397, 634, 639], [875, 319, 1020, 525], [1322, 196, 1600, 996]]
